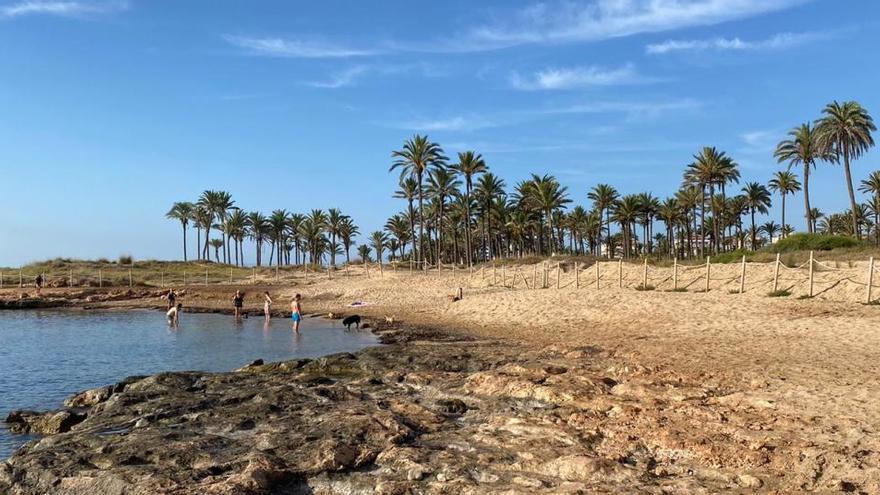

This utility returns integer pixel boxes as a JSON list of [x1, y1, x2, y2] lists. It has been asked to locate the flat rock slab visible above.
[[2, 338, 877, 494]]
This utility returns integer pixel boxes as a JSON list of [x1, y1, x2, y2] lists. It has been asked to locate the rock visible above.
[[64, 385, 113, 408], [435, 398, 468, 415], [5, 409, 86, 434], [737, 474, 763, 489]]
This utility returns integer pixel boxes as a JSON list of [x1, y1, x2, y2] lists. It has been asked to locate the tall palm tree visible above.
[[325, 208, 348, 267], [774, 123, 828, 234], [760, 221, 781, 245], [524, 174, 570, 255], [685, 147, 736, 254], [675, 186, 701, 257], [588, 184, 619, 257], [191, 206, 213, 261], [450, 151, 487, 266], [370, 231, 388, 263], [166, 202, 194, 261], [859, 170, 880, 245], [425, 167, 462, 263], [268, 209, 290, 266], [768, 171, 801, 238], [246, 211, 270, 266], [475, 173, 506, 260], [357, 244, 372, 263], [338, 217, 359, 264], [385, 213, 412, 259], [393, 177, 419, 262], [226, 209, 248, 266], [742, 182, 772, 250], [390, 135, 447, 262], [612, 195, 641, 258], [815, 101, 876, 238]]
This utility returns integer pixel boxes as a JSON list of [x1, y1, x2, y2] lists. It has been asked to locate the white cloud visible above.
[[531, 99, 702, 119], [510, 63, 649, 90], [308, 66, 369, 89], [460, 0, 810, 50], [646, 31, 826, 54], [1, 0, 128, 18], [223, 35, 377, 58], [395, 115, 497, 132]]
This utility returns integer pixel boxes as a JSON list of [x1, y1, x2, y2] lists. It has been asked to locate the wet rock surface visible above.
[[2, 329, 878, 494]]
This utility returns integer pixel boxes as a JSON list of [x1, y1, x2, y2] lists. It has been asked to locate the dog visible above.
[[384, 315, 395, 325], [342, 315, 361, 330]]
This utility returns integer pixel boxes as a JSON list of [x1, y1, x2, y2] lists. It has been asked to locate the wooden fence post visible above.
[[618, 259, 622, 288], [739, 255, 746, 294], [0, 271, 3, 289], [672, 258, 677, 290], [642, 258, 648, 288], [19, 269, 23, 288], [205, 269, 209, 286], [183, 271, 187, 287], [229, 268, 233, 284], [502, 265, 506, 288], [493, 264, 497, 286], [253, 268, 257, 284], [533, 264, 538, 290], [705, 257, 710, 293], [99, 269, 103, 288], [556, 262, 561, 289], [69, 269, 73, 288], [773, 253, 780, 292], [129, 268, 132, 288], [808, 251, 814, 298], [867, 257, 875, 304], [595, 261, 600, 289], [275, 265, 279, 282], [161, 271, 165, 287]]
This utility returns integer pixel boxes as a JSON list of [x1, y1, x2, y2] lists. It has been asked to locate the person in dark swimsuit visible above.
[[35, 274, 43, 295], [232, 290, 244, 319], [166, 289, 176, 310]]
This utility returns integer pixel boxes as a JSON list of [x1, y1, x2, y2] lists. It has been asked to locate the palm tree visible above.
[[657, 198, 681, 257], [393, 177, 419, 262], [226, 209, 247, 266], [613, 195, 641, 258], [268, 209, 290, 266], [338, 217, 359, 264], [775, 123, 828, 234], [742, 182, 772, 250], [475, 173, 506, 260], [246, 211, 270, 266], [810, 208, 824, 233], [685, 147, 736, 254], [450, 151, 487, 266], [166, 202, 194, 261], [760, 221, 781, 245], [325, 209, 348, 267], [675, 186, 700, 257], [191, 206, 213, 261], [768, 171, 801, 238], [425, 167, 462, 263], [815, 101, 876, 238], [588, 184, 619, 257], [524, 174, 570, 255], [209, 238, 224, 263], [390, 135, 447, 262], [860, 170, 880, 245], [385, 214, 412, 259], [357, 244, 372, 263], [370, 231, 388, 263]]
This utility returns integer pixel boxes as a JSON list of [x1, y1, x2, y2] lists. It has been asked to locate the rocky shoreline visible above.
[[2, 318, 848, 494]]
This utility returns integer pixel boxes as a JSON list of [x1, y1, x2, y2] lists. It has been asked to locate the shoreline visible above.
[[2, 278, 880, 492]]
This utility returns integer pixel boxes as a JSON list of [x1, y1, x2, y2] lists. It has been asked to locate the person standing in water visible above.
[[232, 290, 244, 319], [167, 303, 182, 327], [290, 294, 302, 333], [263, 291, 273, 321], [165, 288, 176, 311]]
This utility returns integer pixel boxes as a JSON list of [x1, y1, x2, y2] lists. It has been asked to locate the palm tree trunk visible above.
[[750, 209, 757, 250], [699, 186, 706, 257], [803, 162, 813, 234], [781, 194, 786, 239], [181, 223, 188, 262], [843, 147, 860, 239]]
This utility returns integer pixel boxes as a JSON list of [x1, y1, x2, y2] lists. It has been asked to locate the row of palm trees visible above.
[[381, 100, 878, 263], [166, 192, 359, 267]]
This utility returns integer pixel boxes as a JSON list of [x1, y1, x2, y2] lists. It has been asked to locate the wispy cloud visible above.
[[457, 0, 811, 51], [223, 35, 377, 58], [646, 31, 827, 54], [382, 98, 701, 132], [308, 66, 369, 89], [0, 0, 128, 18], [510, 63, 651, 90]]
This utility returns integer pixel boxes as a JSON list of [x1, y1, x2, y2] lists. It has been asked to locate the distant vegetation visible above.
[[163, 100, 879, 267]]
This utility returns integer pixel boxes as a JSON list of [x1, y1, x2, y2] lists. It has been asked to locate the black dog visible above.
[[342, 315, 361, 330]]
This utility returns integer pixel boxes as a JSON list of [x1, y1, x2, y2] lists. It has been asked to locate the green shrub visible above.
[[711, 249, 752, 264], [667, 287, 688, 292], [765, 233, 861, 253], [118, 254, 134, 265], [635, 284, 655, 291]]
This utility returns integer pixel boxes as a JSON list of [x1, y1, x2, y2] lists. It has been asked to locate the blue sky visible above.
[[0, 0, 878, 266]]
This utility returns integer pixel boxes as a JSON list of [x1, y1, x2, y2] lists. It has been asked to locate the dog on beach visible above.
[[342, 315, 361, 330], [384, 315, 395, 325]]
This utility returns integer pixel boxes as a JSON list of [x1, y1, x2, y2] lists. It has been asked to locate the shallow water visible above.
[[0, 309, 378, 458]]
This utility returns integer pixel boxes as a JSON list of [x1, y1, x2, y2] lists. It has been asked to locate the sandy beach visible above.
[[2, 260, 880, 492]]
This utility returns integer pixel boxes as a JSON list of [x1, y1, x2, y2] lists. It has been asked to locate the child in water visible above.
[[290, 294, 302, 333]]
